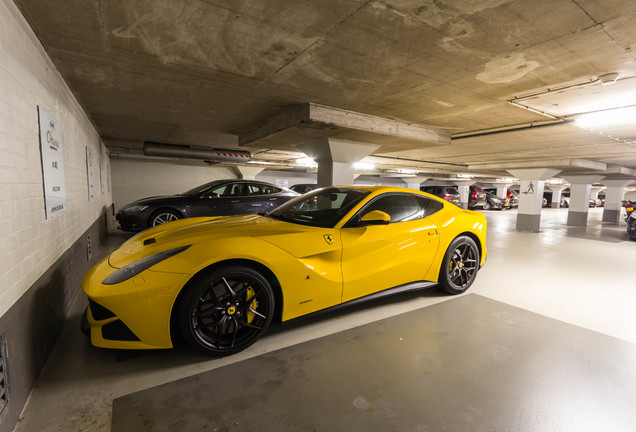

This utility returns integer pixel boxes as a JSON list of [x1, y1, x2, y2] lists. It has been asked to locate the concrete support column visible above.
[[508, 169, 561, 232], [297, 138, 380, 187], [454, 181, 474, 210], [233, 166, 264, 180], [549, 186, 566, 208], [402, 176, 428, 190], [602, 180, 634, 223], [590, 187, 603, 201], [561, 175, 605, 226], [496, 183, 512, 199]]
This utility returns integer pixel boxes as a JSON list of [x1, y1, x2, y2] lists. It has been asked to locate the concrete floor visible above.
[[13, 207, 636, 431]]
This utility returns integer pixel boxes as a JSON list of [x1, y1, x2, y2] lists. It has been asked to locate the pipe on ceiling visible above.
[[143, 142, 251, 162]]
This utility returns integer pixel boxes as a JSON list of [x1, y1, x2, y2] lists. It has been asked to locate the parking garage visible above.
[[2, 1, 636, 431]]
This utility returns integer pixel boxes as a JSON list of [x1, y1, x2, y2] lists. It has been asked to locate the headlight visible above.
[[102, 245, 191, 285], [123, 205, 148, 212]]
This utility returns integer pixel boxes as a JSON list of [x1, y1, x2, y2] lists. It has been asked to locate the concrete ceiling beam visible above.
[[296, 137, 380, 187], [238, 103, 451, 151], [233, 166, 264, 180]]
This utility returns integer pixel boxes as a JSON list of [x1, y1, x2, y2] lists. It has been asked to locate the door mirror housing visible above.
[[360, 210, 391, 225]]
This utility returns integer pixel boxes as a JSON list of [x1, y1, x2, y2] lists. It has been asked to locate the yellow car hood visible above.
[[109, 214, 323, 268]]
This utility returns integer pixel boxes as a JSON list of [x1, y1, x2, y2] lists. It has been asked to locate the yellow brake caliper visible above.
[[245, 286, 259, 324]]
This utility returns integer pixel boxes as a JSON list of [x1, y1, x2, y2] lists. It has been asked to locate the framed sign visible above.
[[38, 106, 66, 219], [99, 140, 105, 195], [86, 146, 95, 200], [99, 155, 105, 195]]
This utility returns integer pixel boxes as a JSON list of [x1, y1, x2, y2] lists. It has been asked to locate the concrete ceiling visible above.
[[13, 0, 636, 181]]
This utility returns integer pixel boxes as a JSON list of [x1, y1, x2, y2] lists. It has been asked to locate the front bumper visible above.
[[116, 211, 149, 232], [82, 256, 192, 349]]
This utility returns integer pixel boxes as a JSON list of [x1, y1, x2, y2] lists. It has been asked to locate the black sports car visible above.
[[116, 179, 299, 232]]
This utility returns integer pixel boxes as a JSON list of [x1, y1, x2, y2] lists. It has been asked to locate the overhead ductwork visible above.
[[143, 142, 251, 163]]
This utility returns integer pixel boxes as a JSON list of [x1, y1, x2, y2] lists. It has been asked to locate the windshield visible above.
[[181, 180, 226, 197], [268, 187, 370, 228]]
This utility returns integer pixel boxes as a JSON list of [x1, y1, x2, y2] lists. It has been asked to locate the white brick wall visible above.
[[0, 1, 112, 317]]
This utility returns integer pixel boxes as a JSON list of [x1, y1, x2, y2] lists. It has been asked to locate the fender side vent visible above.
[[143, 238, 156, 245]]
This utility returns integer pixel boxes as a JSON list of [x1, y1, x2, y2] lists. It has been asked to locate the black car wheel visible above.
[[149, 209, 181, 227], [178, 266, 275, 356], [438, 236, 480, 295], [483, 201, 491, 210]]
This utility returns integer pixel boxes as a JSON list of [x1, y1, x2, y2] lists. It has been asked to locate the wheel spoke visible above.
[[247, 306, 267, 320], [195, 305, 221, 319], [206, 282, 221, 304], [221, 277, 237, 297], [229, 318, 239, 348], [235, 316, 263, 330]]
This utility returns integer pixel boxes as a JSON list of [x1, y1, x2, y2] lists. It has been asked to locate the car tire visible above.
[[149, 209, 181, 227], [177, 266, 275, 356], [483, 201, 491, 210], [438, 236, 480, 295]]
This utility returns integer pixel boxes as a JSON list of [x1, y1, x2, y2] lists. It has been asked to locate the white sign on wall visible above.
[[86, 146, 95, 200], [38, 106, 66, 219], [99, 140, 105, 195], [99, 155, 105, 195]]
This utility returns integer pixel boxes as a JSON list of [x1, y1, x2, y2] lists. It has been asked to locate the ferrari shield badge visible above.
[[323, 234, 334, 245]]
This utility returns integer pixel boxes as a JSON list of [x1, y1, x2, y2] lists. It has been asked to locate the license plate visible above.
[[453, 199, 459, 202], [628, 207, 634, 211]]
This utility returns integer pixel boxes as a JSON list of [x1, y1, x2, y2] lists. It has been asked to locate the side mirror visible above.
[[360, 210, 391, 225], [206, 193, 220, 199]]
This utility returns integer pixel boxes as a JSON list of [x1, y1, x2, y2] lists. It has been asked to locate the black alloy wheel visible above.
[[149, 209, 181, 227], [438, 236, 480, 294], [178, 266, 275, 356]]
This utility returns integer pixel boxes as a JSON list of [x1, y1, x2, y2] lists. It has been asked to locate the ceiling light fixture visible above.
[[353, 162, 375, 170], [295, 157, 317, 168], [247, 160, 280, 165], [575, 106, 636, 129]]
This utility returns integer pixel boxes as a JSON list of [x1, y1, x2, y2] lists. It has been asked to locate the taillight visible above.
[[471, 192, 477, 198], [443, 194, 452, 199]]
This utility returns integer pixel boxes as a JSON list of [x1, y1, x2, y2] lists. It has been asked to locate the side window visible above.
[[209, 185, 228, 196], [210, 183, 243, 197], [417, 196, 443, 217], [362, 194, 423, 223], [247, 183, 282, 195]]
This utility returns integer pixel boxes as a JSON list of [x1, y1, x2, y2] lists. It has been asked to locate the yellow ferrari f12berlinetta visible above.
[[82, 186, 487, 356]]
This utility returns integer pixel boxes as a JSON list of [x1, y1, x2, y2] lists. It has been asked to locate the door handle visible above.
[[427, 228, 439, 236], [231, 200, 240, 203]]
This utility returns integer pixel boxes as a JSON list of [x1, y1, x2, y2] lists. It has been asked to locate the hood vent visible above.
[[143, 142, 251, 163]]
